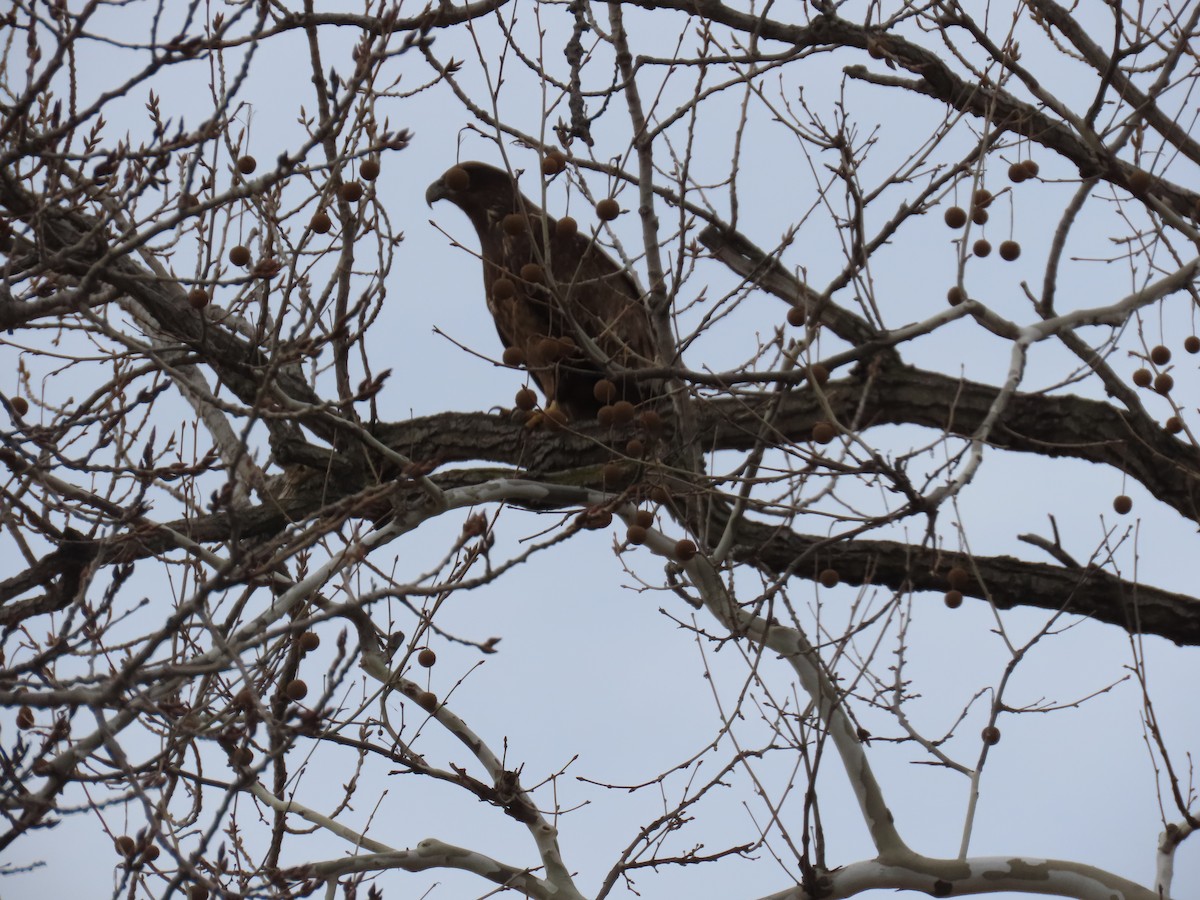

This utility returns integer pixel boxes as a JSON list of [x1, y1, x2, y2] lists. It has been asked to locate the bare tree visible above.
[[1, 1, 1197, 898]]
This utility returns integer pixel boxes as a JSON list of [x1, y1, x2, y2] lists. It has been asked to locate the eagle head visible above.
[[425, 162, 527, 232]]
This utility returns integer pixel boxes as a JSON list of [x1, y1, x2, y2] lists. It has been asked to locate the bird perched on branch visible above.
[[426, 161, 655, 421]]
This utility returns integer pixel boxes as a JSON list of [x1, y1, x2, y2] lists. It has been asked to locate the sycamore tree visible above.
[[1, 1, 1197, 898]]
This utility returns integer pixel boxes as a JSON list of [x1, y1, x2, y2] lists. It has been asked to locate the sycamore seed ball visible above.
[[611, 400, 635, 425], [1185, 335, 1200, 354], [981, 726, 1001, 745], [998, 240, 1021, 261], [1022, 160, 1040, 178], [115, 836, 137, 857], [944, 206, 967, 229], [971, 206, 989, 225], [514, 388, 537, 411], [626, 437, 644, 456], [360, 158, 381, 181], [229, 245, 251, 267], [597, 404, 615, 426], [417, 691, 438, 712], [299, 632, 320, 652], [973, 188, 993, 208], [639, 409, 663, 433], [541, 152, 566, 176], [492, 278, 516, 300], [502, 346, 525, 367], [947, 566, 969, 589], [602, 462, 624, 485], [674, 539, 698, 561], [237, 155, 257, 175], [812, 421, 835, 444], [1132, 367, 1152, 388], [187, 288, 210, 309], [285, 679, 309, 701], [973, 239, 992, 258], [947, 286, 965, 306], [1113, 494, 1132, 515], [593, 379, 618, 405], [944, 590, 963, 609], [503, 213, 526, 235], [1155, 372, 1174, 394], [635, 509, 654, 529], [189, 886, 210, 900], [787, 305, 805, 327], [809, 363, 830, 385], [520, 263, 544, 283], [596, 198, 620, 221], [1150, 345, 1171, 365], [626, 524, 648, 545], [339, 181, 364, 202], [418, 648, 437, 667], [444, 166, 470, 191], [556, 216, 578, 239], [11, 396, 29, 416], [1165, 416, 1183, 435], [1007, 162, 1027, 183], [819, 568, 840, 588], [310, 211, 332, 234]]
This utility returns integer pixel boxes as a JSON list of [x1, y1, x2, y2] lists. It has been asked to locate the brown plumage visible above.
[[426, 161, 655, 419]]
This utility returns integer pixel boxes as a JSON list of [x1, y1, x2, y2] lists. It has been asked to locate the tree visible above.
[[1, 0, 1196, 897]]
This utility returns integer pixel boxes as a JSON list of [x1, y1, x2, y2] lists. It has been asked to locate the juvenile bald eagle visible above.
[[426, 161, 655, 420]]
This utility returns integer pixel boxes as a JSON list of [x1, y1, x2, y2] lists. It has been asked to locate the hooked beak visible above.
[[425, 179, 447, 207]]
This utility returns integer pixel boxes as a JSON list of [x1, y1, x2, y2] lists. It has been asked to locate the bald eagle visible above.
[[426, 162, 655, 420]]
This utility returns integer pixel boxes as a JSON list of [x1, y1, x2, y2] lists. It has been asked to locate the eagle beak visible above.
[[425, 180, 446, 207]]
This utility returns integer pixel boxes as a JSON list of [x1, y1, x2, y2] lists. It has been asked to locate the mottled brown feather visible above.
[[427, 162, 655, 419]]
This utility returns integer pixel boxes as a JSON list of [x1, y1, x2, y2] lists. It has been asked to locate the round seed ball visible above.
[[674, 539, 698, 561], [444, 166, 470, 191], [1165, 416, 1183, 434], [1154, 372, 1174, 394], [593, 379, 618, 405], [1132, 368, 1152, 388], [503, 213, 527, 235], [634, 509, 654, 529], [1113, 494, 1132, 515], [819, 568, 839, 588], [971, 206, 989, 225], [237, 155, 257, 175], [625, 437, 644, 456], [187, 288, 210, 309], [812, 421, 835, 444], [285, 679, 308, 701], [1007, 162, 1027, 183], [972, 239, 992, 258], [1185, 335, 1200, 354], [298, 632, 320, 652], [16, 706, 34, 729], [947, 286, 966, 306], [611, 400, 635, 425], [1150, 345, 1171, 365], [981, 725, 1001, 745], [638, 409, 663, 433], [115, 835, 137, 857], [417, 691, 438, 712], [555, 216, 578, 239], [492, 278, 516, 300], [596, 198, 620, 221], [360, 158, 380, 181], [944, 590, 963, 609], [189, 885, 210, 900], [310, 211, 332, 234], [596, 405, 615, 426], [519, 263, 544, 283], [418, 648, 437, 667], [1022, 160, 1040, 178], [787, 305, 805, 327], [808, 363, 830, 385], [1128, 169, 1152, 193], [944, 206, 967, 228], [541, 151, 566, 176], [602, 462, 624, 485], [229, 245, 251, 267], [514, 388, 537, 411], [998, 240, 1021, 261], [11, 396, 29, 416], [339, 181, 364, 202], [947, 566, 969, 590], [626, 524, 648, 545], [973, 188, 993, 208]]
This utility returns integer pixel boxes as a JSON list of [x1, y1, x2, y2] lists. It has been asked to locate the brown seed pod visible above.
[[611, 400, 635, 425], [1021, 160, 1040, 178], [503, 213, 527, 236], [812, 421, 836, 444], [492, 277, 516, 300], [638, 409, 663, 433], [10, 396, 28, 416], [417, 691, 439, 712], [786, 305, 805, 327], [649, 485, 670, 505], [514, 388, 537, 411], [602, 461, 624, 485], [944, 590, 963, 609], [580, 507, 613, 529], [310, 211, 332, 234], [943, 206, 967, 229], [808, 363, 830, 386], [502, 346, 525, 367], [626, 524, 648, 545], [230, 746, 254, 767], [187, 288, 210, 309], [981, 725, 1001, 746], [1132, 367, 1152, 388], [971, 206, 989, 225], [625, 438, 645, 457], [417, 648, 437, 667], [1154, 372, 1174, 394], [1113, 494, 1133, 515], [339, 181, 364, 202], [299, 632, 320, 652], [1185, 335, 1200, 354], [237, 155, 257, 175], [635, 509, 654, 529], [674, 539, 698, 561], [1150, 345, 1171, 365], [1007, 162, 1028, 184], [16, 706, 34, 729], [1128, 169, 1152, 194], [537, 336, 563, 362], [141, 844, 161, 862], [444, 166, 470, 191], [947, 566, 969, 590], [947, 286, 966, 306], [179, 192, 200, 211], [597, 405, 615, 427], [188, 886, 210, 900], [520, 262, 544, 283], [229, 245, 251, 267], [115, 836, 137, 857], [593, 379, 618, 405], [998, 240, 1021, 261], [818, 568, 839, 588], [973, 188, 993, 208], [556, 216, 578, 239], [1165, 416, 1184, 435], [541, 151, 566, 176], [285, 679, 309, 701], [972, 239, 992, 258], [360, 158, 381, 181], [596, 198, 620, 221]]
